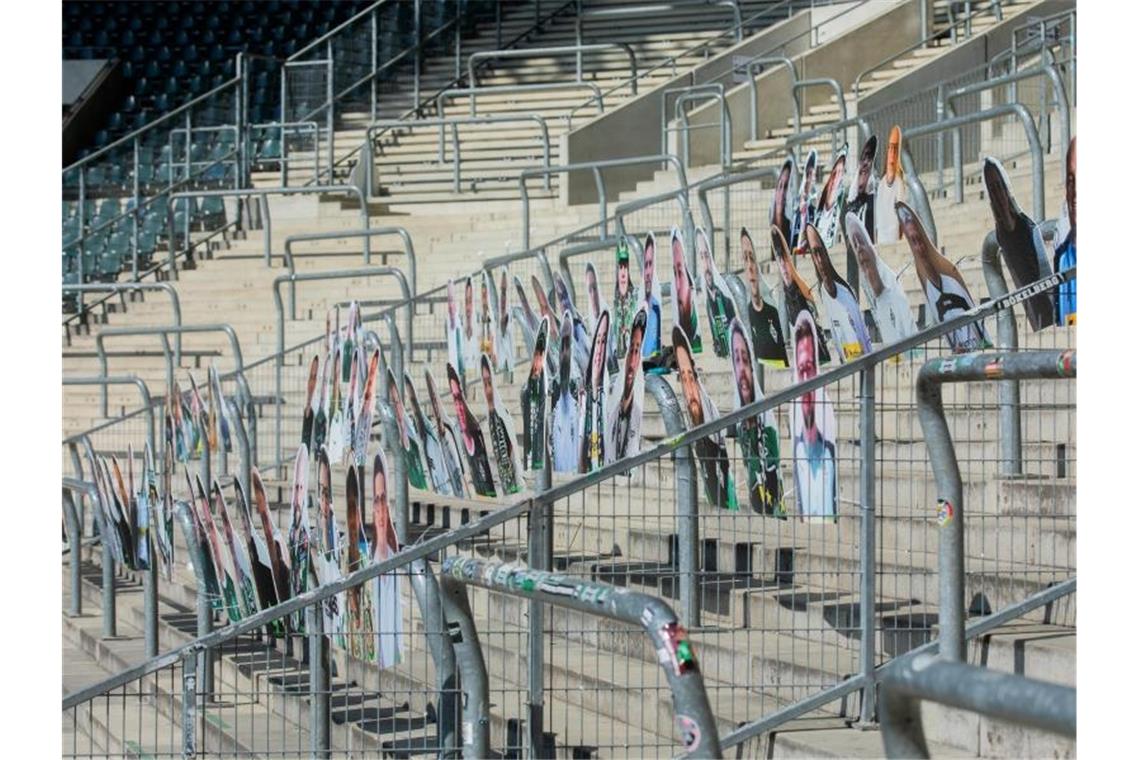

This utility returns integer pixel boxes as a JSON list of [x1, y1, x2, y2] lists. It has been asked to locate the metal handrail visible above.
[[282, 226, 418, 316], [578, 0, 743, 42], [286, 0, 395, 62], [613, 186, 695, 271], [792, 77, 846, 124], [744, 56, 799, 140], [853, 0, 1009, 99], [661, 84, 724, 156], [674, 90, 733, 168], [916, 350, 1075, 661], [165, 185, 369, 277], [364, 115, 551, 197], [518, 154, 689, 249], [62, 269, 1074, 721], [63, 375, 156, 455], [248, 120, 322, 186], [439, 555, 721, 757], [468, 44, 638, 95], [692, 165, 781, 265], [61, 283, 183, 362], [437, 81, 605, 119], [881, 654, 1075, 758]]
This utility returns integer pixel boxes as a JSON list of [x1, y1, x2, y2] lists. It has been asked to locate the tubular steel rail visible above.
[[467, 44, 639, 94], [363, 115, 552, 196], [744, 55, 800, 140], [916, 349, 1076, 661], [166, 185, 370, 277], [674, 89, 734, 169], [62, 283, 183, 362], [438, 555, 722, 758], [63, 375, 156, 456], [880, 653, 1076, 758], [437, 81, 605, 119]]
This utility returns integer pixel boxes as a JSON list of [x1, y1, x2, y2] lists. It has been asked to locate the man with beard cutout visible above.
[[740, 227, 788, 367], [608, 308, 647, 463], [551, 313, 581, 472], [447, 363, 496, 497], [674, 326, 735, 510], [771, 225, 832, 364]]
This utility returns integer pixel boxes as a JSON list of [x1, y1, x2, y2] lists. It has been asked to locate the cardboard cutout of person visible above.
[[405, 374, 450, 495], [179, 468, 220, 609], [447, 362, 497, 497], [554, 272, 591, 368], [897, 201, 991, 352], [311, 447, 345, 646], [251, 466, 291, 614], [522, 317, 549, 471], [1053, 137, 1076, 325], [209, 363, 233, 454], [740, 227, 788, 367], [791, 312, 838, 522], [805, 222, 872, 361], [674, 326, 737, 510], [312, 349, 330, 453], [215, 481, 259, 619], [874, 126, 907, 243], [446, 279, 466, 377], [845, 136, 878, 244], [579, 310, 611, 473], [287, 445, 312, 630], [814, 146, 848, 248], [194, 472, 242, 623], [606, 307, 647, 463], [371, 451, 403, 668], [729, 319, 786, 517], [770, 157, 798, 250], [514, 274, 539, 335], [480, 353, 523, 494], [344, 465, 375, 661], [770, 224, 832, 365], [669, 226, 703, 354], [154, 440, 175, 581], [551, 311, 582, 472], [530, 274, 558, 332], [386, 368, 428, 490], [235, 478, 276, 621], [640, 231, 665, 370], [791, 149, 818, 249], [611, 236, 641, 360], [463, 276, 479, 371], [479, 269, 498, 367], [983, 156, 1055, 331], [353, 349, 381, 465], [584, 261, 609, 340], [695, 226, 736, 358], [496, 268, 515, 371], [845, 212, 917, 344], [425, 368, 467, 498]]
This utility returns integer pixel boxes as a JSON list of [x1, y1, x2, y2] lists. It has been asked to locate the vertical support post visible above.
[[132, 137, 141, 280], [858, 365, 877, 725], [370, 10, 378, 124], [452, 123, 461, 193], [101, 514, 117, 638], [196, 586, 214, 699], [77, 167, 86, 309], [307, 604, 331, 757], [144, 548, 159, 657], [575, 0, 583, 81], [261, 194, 271, 266], [527, 432, 553, 758], [455, 20, 462, 82], [63, 489, 83, 617], [413, 0, 422, 108], [980, 231, 1023, 476], [181, 651, 197, 759], [438, 578, 491, 760], [326, 45, 334, 185], [184, 109, 192, 251], [495, 1, 502, 48], [935, 84, 946, 194]]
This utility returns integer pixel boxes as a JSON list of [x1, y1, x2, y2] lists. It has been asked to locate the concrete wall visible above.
[[684, 0, 920, 167], [563, 11, 812, 204]]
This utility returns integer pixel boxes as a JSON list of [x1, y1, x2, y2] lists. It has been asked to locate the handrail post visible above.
[[452, 122, 461, 193], [181, 650, 197, 757], [370, 9, 378, 124], [261, 193, 271, 266], [100, 504, 117, 638], [326, 43, 335, 184], [527, 414, 553, 759], [77, 167, 86, 309], [647, 375, 699, 628], [176, 501, 214, 699], [981, 230, 1022, 476], [306, 604, 331, 757], [132, 136, 141, 280], [144, 540, 159, 657], [437, 573, 490, 759], [857, 364, 876, 725], [63, 487, 83, 616]]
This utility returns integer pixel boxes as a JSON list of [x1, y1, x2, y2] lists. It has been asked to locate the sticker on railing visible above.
[[658, 622, 699, 676], [936, 499, 955, 527], [1057, 350, 1075, 376], [984, 358, 1004, 379], [677, 714, 701, 752]]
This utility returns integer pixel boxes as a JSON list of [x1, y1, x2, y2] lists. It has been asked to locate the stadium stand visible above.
[[62, 1, 1076, 757]]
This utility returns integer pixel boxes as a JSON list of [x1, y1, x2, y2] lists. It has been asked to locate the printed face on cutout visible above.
[[796, 327, 817, 427], [741, 230, 761, 305], [643, 238, 655, 296], [731, 328, 754, 406], [848, 218, 883, 295], [898, 206, 925, 255], [806, 225, 831, 289], [857, 137, 875, 194], [675, 340, 702, 423], [480, 357, 494, 407], [586, 266, 599, 315], [618, 259, 630, 293], [590, 313, 609, 387], [983, 160, 1017, 233], [623, 315, 646, 402]]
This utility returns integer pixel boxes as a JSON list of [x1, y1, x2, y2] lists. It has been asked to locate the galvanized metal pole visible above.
[[437, 573, 490, 759], [326, 44, 334, 184], [77, 167, 86, 308], [101, 509, 117, 638], [413, 0, 422, 107], [132, 137, 140, 280], [370, 9, 378, 124], [647, 375, 699, 628], [980, 231, 1023, 476], [527, 444, 553, 758], [181, 651, 197, 758], [306, 604, 331, 757], [144, 545, 159, 657], [857, 365, 876, 725], [63, 488, 83, 616]]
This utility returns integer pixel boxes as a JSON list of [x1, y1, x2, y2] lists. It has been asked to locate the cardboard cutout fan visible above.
[[770, 224, 832, 365], [579, 310, 611, 473], [287, 445, 312, 630], [251, 466, 292, 612], [478, 270, 498, 368], [386, 368, 428, 490], [1053, 137, 1076, 325], [371, 451, 403, 668], [606, 306, 647, 464], [640, 231, 664, 369], [669, 226, 703, 354], [805, 222, 871, 361], [313, 349, 331, 453], [983, 156, 1055, 331], [513, 274, 539, 335], [611, 236, 641, 360], [311, 447, 346, 648], [844, 213, 917, 344], [531, 274, 558, 334], [301, 354, 319, 450], [551, 311, 582, 473], [446, 279, 466, 377], [344, 465, 375, 661], [790, 312, 839, 522], [896, 201, 990, 352], [179, 467, 222, 609], [480, 354, 523, 493], [739, 227, 788, 367], [235, 477, 277, 624], [495, 268, 515, 372], [674, 326, 737, 510], [522, 316, 550, 472], [462, 275, 480, 371], [729, 318, 786, 517], [769, 156, 798, 250], [814, 145, 848, 249], [214, 481, 259, 618], [845, 135, 878, 242], [791, 149, 818, 248], [446, 362, 497, 497], [874, 126, 907, 243], [405, 373, 450, 495], [583, 261, 609, 339], [352, 348, 380, 465], [425, 368, 467, 498], [695, 226, 737, 358], [192, 472, 242, 623], [209, 364, 233, 454]]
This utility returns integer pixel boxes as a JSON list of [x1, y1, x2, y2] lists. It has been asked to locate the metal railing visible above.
[[743, 55, 800, 140], [63, 376, 156, 455], [364, 115, 552, 196], [248, 120, 322, 186], [62, 283, 183, 361], [437, 80, 605, 119], [467, 43, 638, 94]]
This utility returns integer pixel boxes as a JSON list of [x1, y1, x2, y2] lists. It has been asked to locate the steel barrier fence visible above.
[[63, 258, 1075, 757]]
